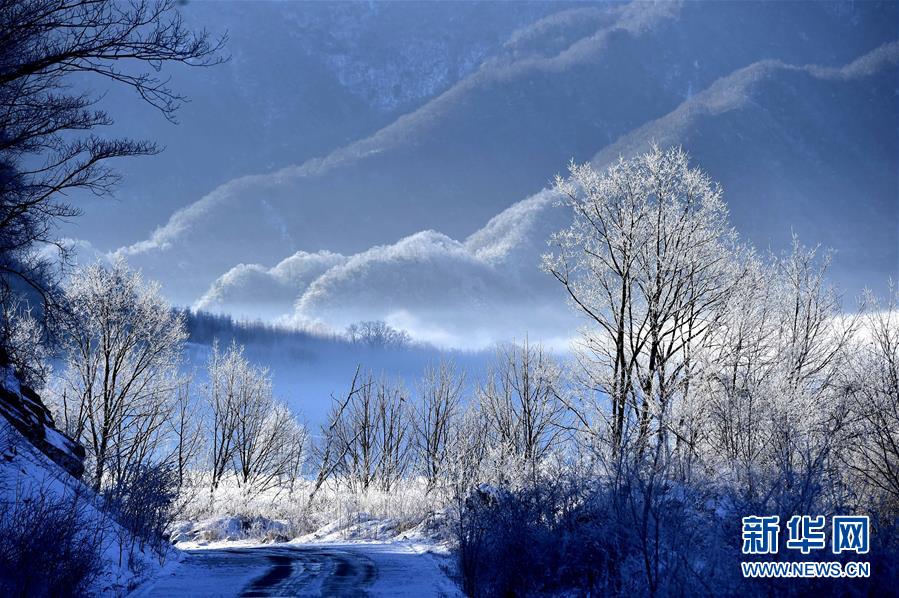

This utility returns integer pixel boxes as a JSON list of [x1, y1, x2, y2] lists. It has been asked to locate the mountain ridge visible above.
[[190, 40, 898, 346], [104, 1, 897, 306]]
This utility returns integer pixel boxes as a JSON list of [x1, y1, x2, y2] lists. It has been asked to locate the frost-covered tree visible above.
[[445, 402, 489, 496], [478, 341, 565, 473], [205, 341, 255, 491], [232, 392, 306, 496], [843, 288, 899, 513], [541, 147, 748, 592], [0, 296, 50, 387], [544, 145, 740, 453], [375, 378, 411, 493], [204, 340, 306, 495], [456, 146, 898, 595], [413, 361, 465, 493], [54, 260, 186, 491], [345, 320, 411, 349], [700, 239, 855, 508]]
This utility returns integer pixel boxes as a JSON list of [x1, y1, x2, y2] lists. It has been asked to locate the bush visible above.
[[103, 463, 179, 562], [458, 477, 633, 596], [457, 470, 899, 597], [0, 484, 104, 597]]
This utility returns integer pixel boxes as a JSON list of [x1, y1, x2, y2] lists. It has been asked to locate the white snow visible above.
[[130, 541, 461, 597], [132, 500, 461, 597], [0, 417, 172, 595]]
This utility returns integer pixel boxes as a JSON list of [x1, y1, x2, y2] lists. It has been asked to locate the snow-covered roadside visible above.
[[0, 417, 174, 595], [131, 512, 462, 597], [130, 541, 461, 597]]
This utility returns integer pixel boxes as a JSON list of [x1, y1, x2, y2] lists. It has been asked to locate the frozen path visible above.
[[130, 543, 462, 597]]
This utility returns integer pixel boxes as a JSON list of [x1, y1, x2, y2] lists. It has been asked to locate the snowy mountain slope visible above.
[[588, 41, 899, 293], [0, 370, 171, 595], [68, 1, 572, 252], [0, 364, 84, 479], [193, 40, 898, 348], [110, 1, 897, 305]]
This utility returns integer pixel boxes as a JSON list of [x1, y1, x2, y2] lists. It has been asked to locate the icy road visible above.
[[130, 543, 462, 597]]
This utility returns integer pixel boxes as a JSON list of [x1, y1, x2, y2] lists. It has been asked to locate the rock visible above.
[[0, 361, 85, 479]]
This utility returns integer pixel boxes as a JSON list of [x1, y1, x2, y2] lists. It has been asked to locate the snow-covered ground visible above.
[[0, 417, 171, 595], [1, 404, 462, 597], [131, 487, 462, 597], [130, 541, 462, 597]]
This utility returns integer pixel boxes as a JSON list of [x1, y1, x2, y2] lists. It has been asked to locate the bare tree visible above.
[[283, 413, 310, 497], [228, 358, 274, 490], [479, 340, 565, 471], [167, 376, 203, 488], [375, 378, 410, 493], [309, 366, 368, 502], [310, 368, 411, 494], [0, 0, 224, 309], [341, 370, 379, 492], [413, 361, 465, 493]]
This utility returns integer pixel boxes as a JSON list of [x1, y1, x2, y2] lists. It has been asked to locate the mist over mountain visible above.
[[195, 39, 899, 348], [590, 42, 899, 294], [62, 1, 898, 349], [280, 36, 897, 347], [66, 1, 570, 250]]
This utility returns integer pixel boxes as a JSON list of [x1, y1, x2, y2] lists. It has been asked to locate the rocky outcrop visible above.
[[0, 359, 85, 479]]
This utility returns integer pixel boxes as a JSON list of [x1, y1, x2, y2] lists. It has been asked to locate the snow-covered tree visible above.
[[345, 320, 411, 348], [478, 340, 565, 472], [54, 260, 186, 491], [203, 340, 306, 495], [232, 392, 306, 496], [698, 238, 856, 508], [544, 145, 740, 453], [843, 288, 899, 513], [412, 360, 465, 493]]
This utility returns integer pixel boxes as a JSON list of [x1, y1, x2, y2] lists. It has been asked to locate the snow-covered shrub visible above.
[[457, 476, 624, 596], [172, 471, 442, 546], [0, 483, 104, 596], [103, 462, 179, 563]]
